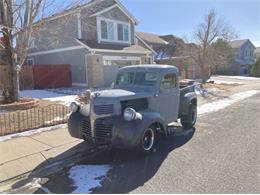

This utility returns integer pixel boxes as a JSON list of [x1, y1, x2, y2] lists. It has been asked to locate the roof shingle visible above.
[[136, 32, 168, 45]]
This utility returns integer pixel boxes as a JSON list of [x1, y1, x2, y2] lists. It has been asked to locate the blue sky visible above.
[[121, 0, 260, 47]]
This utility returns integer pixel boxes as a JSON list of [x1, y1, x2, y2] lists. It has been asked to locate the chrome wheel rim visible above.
[[142, 128, 155, 151], [191, 106, 197, 125]]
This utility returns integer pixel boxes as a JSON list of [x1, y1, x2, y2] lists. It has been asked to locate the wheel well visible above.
[[151, 122, 166, 136], [191, 98, 197, 105]]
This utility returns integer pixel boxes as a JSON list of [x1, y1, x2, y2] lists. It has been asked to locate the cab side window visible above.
[[161, 73, 177, 89]]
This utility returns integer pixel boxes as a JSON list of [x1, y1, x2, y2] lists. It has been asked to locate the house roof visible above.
[[35, 0, 138, 25], [34, 0, 99, 24], [90, 1, 138, 25], [229, 39, 255, 49], [136, 32, 168, 45], [77, 39, 152, 54], [160, 34, 183, 43]]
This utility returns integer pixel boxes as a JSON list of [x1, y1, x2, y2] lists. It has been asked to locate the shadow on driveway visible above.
[[12, 127, 195, 194]]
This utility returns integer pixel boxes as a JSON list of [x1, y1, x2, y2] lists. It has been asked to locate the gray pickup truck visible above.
[[68, 65, 197, 154]]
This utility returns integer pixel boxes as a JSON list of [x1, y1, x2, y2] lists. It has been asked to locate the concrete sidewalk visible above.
[[0, 127, 87, 185]]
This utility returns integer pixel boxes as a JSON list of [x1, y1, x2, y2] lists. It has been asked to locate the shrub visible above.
[[251, 57, 260, 77]]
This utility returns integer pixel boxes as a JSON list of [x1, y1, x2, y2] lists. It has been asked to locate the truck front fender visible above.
[[179, 92, 197, 116], [112, 111, 167, 148]]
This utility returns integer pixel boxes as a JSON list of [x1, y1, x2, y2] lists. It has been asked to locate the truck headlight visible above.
[[70, 102, 80, 113], [123, 107, 142, 121]]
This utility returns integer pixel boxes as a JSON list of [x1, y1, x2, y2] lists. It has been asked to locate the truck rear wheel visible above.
[[181, 103, 197, 129]]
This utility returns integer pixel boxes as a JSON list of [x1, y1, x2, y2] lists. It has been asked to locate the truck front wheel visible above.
[[181, 103, 197, 129], [137, 126, 156, 155]]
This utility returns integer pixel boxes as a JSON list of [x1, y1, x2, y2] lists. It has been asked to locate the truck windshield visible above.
[[116, 72, 158, 86]]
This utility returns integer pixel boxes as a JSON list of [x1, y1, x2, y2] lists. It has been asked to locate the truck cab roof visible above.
[[119, 64, 179, 75]]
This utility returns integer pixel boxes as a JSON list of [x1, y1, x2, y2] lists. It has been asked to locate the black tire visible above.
[[181, 103, 197, 129], [137, 125, 156, 155]]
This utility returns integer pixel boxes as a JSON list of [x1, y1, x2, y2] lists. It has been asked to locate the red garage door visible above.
[[33, 64, 72, 89]]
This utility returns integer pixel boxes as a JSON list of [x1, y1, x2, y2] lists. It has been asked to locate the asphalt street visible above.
[[9, 85, 260, 194]]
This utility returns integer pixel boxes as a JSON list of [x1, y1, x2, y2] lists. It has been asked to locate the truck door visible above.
[[157, 73, 180, 123]]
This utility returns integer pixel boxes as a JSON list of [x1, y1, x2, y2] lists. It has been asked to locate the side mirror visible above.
[[110, 82, 115, 88]]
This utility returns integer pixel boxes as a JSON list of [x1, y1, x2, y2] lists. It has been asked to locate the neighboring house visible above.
[[136, 32, 200, 79], [227, 39, 256, 75], [255, 47, 260, 59], [27, 0, 153, 87]]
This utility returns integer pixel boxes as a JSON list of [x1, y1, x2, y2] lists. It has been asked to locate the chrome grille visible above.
[[95, 118, 113, 145], [81, 118, 92, 141], [94, 104, 114, 115]]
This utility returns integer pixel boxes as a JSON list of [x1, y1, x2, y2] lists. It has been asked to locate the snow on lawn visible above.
[[198, 90, 259, 115], [0, 124, 67, 142], [20, 90, 76, 106], [69, 164, 112, 194], [217, 75, 260, 80], [195, 86, 224, 96]]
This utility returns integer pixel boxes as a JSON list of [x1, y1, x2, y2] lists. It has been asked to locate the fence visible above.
[[0, 104, 70, 136], [33, 64, 72, 89]]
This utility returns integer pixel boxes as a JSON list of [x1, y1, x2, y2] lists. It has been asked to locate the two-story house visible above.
[[228, 39, 256, 75], [27, 0, 153, 88]]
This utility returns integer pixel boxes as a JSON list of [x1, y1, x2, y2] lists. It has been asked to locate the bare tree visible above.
[[192, 9, 236, 82], [0, 0, 89, 102]]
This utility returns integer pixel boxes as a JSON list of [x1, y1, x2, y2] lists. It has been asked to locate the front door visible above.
[[157, 73, 179, 123]]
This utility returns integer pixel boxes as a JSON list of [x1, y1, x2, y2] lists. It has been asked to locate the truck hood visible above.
[[92, 89, 154, 101]]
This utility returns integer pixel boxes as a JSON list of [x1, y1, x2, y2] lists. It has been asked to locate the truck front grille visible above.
[[81, 118, 92, 141], [94, 104, 114, 115], [95, 117, 113, 145]]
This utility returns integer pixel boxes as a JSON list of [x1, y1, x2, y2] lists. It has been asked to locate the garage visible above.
[[103, 56, 141, 86]]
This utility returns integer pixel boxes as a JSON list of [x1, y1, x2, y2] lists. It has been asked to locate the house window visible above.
[[101, 20, 114, 40], [98, 17, 130, 43], [117, 23, 129, 42]]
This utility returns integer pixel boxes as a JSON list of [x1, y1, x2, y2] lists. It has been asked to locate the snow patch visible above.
[[217, 76, 260, 80], [47, 87, 86, 95], [198, 90, 259, 115], [69, 164, 111, 194], [195, 86, 224, 96], [0, 124, 67, 142], [44, 95, 77, 107], [20, 90, 76, 106], [20, 90, 66, 99], [44, 116, 66, 125], [207, 80, 244, 84], [25, 178, 52, 194]]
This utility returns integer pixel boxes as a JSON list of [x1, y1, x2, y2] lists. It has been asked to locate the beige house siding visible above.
[[30, 14, 79, 53], [156, 57, 200, 80]]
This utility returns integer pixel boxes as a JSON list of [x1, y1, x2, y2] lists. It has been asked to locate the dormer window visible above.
[[101, 20, 114, 40], [97, 17, 131, 44], [117, 23, 129, 42]]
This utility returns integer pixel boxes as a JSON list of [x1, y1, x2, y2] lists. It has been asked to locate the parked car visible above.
[[68, 65, 197, 154]]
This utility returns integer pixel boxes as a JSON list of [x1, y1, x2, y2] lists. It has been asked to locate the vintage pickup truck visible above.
[[68, 65, 197, 154]]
